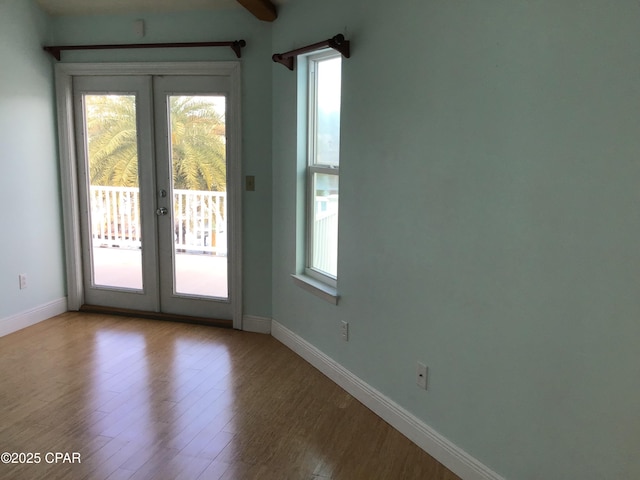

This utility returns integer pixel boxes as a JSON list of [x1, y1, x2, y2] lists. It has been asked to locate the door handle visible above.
[[156, 207, 168, 216]]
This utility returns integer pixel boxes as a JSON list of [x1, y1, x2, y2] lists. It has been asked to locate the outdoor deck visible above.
[[92, 248, 228, 298]]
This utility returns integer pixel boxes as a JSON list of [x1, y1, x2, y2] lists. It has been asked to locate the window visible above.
[[305, 51, 341, 288]]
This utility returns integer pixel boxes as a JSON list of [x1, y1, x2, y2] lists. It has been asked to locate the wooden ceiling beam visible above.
[[236, 0, 277, 22]]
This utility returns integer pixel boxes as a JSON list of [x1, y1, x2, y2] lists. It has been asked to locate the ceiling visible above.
[[36, 0, 287, 16]]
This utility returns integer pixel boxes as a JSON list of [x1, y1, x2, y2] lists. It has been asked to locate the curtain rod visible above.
[[43, 40, 247, 61], [272, 34, 350, 71]]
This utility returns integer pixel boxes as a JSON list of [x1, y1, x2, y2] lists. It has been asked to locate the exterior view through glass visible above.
[[84, 94, 144, 290], [169, 95, 228, 298], [309, 54, 341, 278], [83, 94, 229, 298]]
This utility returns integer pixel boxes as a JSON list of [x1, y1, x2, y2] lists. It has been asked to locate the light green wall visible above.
[[51, 9, 273, 318], [272, 0, 640, 479], [3, 0, 639, 477], [0, 0, 65, 318]]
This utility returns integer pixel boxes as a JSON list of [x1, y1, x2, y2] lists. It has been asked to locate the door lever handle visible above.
[[156, 207, 168, 216]]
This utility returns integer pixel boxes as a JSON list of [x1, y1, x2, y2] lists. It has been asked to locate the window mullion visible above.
[[309, 165, 339, 176]]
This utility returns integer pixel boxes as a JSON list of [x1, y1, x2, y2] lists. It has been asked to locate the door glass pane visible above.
[[84, 95, 143, 290], [168, 95, 228, 298], [311, 172, 339, 277]]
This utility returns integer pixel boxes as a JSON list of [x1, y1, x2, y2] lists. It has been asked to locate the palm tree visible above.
[[169, 96, 226, 191], [85, 95, 139, 187], [85, 94, 226, 191]]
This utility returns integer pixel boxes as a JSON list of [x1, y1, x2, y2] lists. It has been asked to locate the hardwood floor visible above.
[[0, 313, 461, 480]]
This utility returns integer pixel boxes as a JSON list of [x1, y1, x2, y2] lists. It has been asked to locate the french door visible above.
[[61, 64, 241, 324]]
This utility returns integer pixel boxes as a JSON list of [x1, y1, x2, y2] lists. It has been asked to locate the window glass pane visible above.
[[315, 56, 342, 166], [84, 94, 143, 290], [311, 172, 339, 277]]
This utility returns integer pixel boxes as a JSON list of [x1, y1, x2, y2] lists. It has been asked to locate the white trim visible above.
[[242, 315, 272, 334], [55, 68, 83, 310], [0, 298, 67, 338], [54, 61, 243, 326], [271, 320, 505, 480], [228, 62, 243, 329], [291, 274, 338, 304]]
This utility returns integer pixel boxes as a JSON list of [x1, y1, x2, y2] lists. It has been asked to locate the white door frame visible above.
[[55, 62, 243, 329]]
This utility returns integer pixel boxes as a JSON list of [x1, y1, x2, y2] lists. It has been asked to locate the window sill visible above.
[[291, 274, 339, 305]]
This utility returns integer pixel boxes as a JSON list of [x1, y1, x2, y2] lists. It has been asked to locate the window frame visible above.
[[304, 50, 341, 289]]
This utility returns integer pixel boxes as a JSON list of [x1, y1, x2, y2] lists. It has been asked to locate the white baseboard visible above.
[[0, 297, 68, 338], [271, 320, 505, 480], [242, 315, 272, 334]]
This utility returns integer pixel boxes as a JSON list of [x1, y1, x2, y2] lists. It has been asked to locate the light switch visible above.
[[133, 19, 145, 38]]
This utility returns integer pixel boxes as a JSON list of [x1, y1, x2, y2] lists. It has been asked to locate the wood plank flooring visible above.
[[0, 312, 461, 480]]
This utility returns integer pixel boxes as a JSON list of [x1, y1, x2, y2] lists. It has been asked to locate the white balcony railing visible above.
[[89, 186, 227, 255], [312, 195, 338, 276], [89, 187, 338, 270]]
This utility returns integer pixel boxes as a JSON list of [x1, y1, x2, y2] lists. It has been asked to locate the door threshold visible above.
[[80, 305, 233, 329]]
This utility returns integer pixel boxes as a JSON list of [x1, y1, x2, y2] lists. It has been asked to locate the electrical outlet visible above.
[[416, 362, 428, 389], [18, 274, 27, 290], [341, 321, 349, 341]]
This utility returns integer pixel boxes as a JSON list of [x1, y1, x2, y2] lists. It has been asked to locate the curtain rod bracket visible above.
[[43, 40, 247, 61], [231, 40, 247, 58], [48, 47, 62, 61], [272, 53, 294, 71], [328, 34, 350, 59], [272, 34, 350, 71]]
